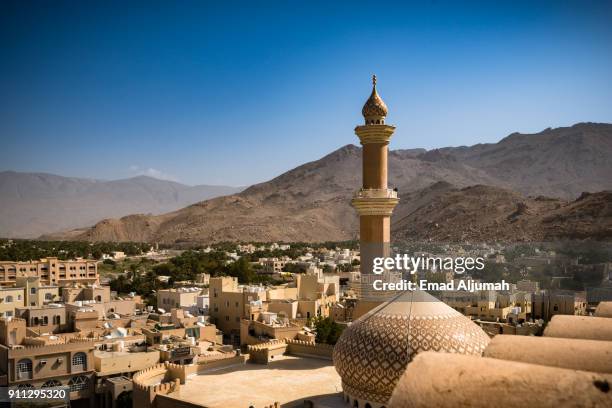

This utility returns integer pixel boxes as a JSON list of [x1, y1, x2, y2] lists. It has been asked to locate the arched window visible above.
[[68, 375, 89, 392], [42, 379, 62, 388], [45, 293, 54, 301], [353, 400, 359, 408], [95, 295, 102, 302], [72, 352, 87, 371], [16, 359, 33, 380], [53, 315, 61, 324], [5, 295, 13, 303]]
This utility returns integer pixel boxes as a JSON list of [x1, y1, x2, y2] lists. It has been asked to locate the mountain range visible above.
[[36, 122, 612, 244], [0, 172, 242, 238]]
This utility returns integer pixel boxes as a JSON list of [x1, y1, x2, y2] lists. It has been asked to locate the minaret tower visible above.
[[352, 75, 399, 300]]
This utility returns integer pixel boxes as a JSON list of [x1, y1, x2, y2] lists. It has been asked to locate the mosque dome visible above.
[[333, 290, 490, 406], [361, 75, 388, 124]]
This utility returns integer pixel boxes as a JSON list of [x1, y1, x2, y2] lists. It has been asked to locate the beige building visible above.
[[157, 287, 202, 311], [532, 293, 584, 321], [15, 304, 68, 333], [15, 276, 60, 307], [94, 340, 160, 378], [209, 274, 340, 344], [195, 273, 210, 285], [239, 313, 304, 345], [443, 290, 533, 323], [259, 257, 288, 273], [62, 284, 111, 304], [0, 287, 24, 318], [65, 298, 136, 321], [0, 257, 99, 287], [0, 318, 96, 402], [209, 277, 267, 343]]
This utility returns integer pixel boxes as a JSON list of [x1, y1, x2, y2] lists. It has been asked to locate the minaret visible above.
[[352, 75, 399, 301]]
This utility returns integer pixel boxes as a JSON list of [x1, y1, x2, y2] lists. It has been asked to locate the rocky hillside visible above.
[[42, 123, 612, 244], [437, 122, 612, 199], [393, 184, 612, 242]]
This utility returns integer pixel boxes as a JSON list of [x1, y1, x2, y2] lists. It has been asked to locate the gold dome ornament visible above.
[[362, 75, 389, 124]]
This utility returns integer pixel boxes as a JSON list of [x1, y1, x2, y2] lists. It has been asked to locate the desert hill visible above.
[[393, 184, 612, 242], [40, 123, 612, 244]]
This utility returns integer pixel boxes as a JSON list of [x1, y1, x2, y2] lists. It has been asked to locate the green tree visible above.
[[313, 317, 344, 345], [225, 257, 255, 283]]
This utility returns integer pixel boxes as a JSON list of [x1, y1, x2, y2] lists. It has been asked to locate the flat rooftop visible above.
[[165, 355, 343, 408]]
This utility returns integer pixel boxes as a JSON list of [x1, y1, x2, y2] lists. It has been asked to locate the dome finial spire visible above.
[[362, 75, 388, 124]]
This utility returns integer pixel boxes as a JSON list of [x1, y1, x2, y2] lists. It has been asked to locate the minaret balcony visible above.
[[351, 189, 399, 216], [354, 124, 396, 145], [353, 188, 398, 199]]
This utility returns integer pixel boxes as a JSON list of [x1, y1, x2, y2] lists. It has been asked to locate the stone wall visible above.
[[286, 339, 333, 360], [248, 339, 287, 364], [247, 339, 334, 363], [132, 362, 181, 408]]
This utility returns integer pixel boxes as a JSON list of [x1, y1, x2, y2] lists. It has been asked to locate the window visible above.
[[225, 316, 229, 321], [42, 379, 62, 388], [45, 293, 54, 301], [16, 359, 33, 380], [5, 295, 13, 303], [17, 294, 22, 300], [53, 315, 61, 324], [72, 352, 87, 371], [68, 376, 89, 392], [235, 301, 239, 308], [30, 288, 36, 294]]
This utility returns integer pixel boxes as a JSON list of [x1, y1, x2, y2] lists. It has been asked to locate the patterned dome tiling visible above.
[[333, 291, 490, 404]]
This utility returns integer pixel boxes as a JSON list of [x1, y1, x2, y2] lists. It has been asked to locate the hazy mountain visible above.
[[42, 123, 612, 244], [0, 172, 242, 238]]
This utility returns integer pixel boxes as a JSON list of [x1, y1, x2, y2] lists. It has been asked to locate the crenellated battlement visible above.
[[133, 362, 181, 408]]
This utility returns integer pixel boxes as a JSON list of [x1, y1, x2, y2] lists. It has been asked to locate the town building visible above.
[[0, 257, 98, 287], [16, 276, 60, 307], [157, 287, 203, 312], [0, 318, 96, 404], [0, 287, 24, 318]]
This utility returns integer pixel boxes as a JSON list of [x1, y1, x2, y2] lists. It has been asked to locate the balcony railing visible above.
[[353, 188, 398, 199]]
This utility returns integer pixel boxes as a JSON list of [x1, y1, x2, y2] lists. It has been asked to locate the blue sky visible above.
[[1, 1, 611, 186]]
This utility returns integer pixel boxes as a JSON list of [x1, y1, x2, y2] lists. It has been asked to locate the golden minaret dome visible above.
[[361, 74, 388, 124]]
